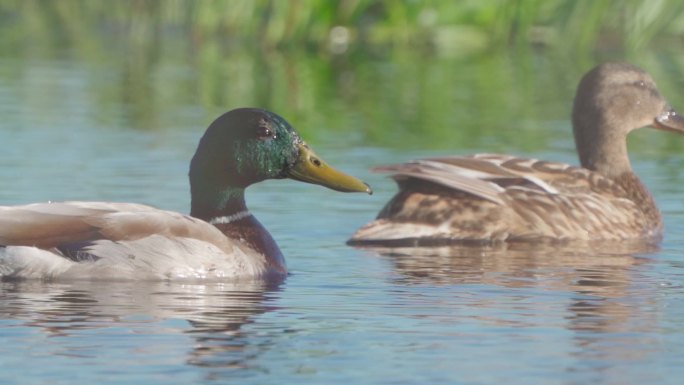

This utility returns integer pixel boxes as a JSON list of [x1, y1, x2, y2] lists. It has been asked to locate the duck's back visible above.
[[349, 154, 661, 245], [0, 201, 269, 280]]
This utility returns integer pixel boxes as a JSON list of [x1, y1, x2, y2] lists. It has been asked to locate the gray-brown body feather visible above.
[[0, 202, 232, 252], [0, 202, 272, 280]]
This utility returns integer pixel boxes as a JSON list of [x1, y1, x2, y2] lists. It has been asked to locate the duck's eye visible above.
[[634, 80, 646, 88], [257, 126, 274, 140]]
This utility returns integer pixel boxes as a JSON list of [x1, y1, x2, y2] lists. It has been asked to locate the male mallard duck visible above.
[[0, 108, 371, 280], [349, 62, 684, 246]]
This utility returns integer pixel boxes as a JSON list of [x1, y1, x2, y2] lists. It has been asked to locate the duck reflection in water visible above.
[[0, 280, 283, 372], [358, 240, 660, 376]]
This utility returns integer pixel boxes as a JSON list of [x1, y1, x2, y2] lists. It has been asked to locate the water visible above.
[[3, 13, 684, 385]]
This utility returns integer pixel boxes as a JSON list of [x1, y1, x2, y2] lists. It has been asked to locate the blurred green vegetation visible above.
[[2, 0, 684, 153], [4, 0, 684, 52]]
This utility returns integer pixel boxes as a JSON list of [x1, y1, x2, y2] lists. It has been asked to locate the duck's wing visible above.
[[0, 201, 147, 248], [0, 201, 231, 250], [377, 153, 629, 202], [377, 154, 608, 199], [374, 159, 508, 205], [350, 154, 646, 244], [443, 153, 614, 194], [0, 202, 263, 280]]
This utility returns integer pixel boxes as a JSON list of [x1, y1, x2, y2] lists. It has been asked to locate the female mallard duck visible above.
[[349, 62, 684, 246], [0, 108, 371, 280]]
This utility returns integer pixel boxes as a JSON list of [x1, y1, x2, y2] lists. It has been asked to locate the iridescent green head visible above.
[[189, 108, 371, 216]]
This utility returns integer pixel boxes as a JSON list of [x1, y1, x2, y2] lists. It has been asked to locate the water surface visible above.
[[2, 9, 684, 385]]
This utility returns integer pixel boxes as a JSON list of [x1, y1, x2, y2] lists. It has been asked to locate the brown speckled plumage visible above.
[[349, 63, 684, 245]]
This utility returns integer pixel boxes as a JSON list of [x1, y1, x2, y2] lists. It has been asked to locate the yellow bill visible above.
[[287, 143, 372, 194]]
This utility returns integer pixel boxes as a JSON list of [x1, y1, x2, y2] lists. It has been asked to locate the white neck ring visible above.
[[209, 210, 252, 225]]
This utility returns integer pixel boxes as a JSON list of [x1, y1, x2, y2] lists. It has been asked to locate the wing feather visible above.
[[375, 154, 613, 198], [0, 202, 231, 252]]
